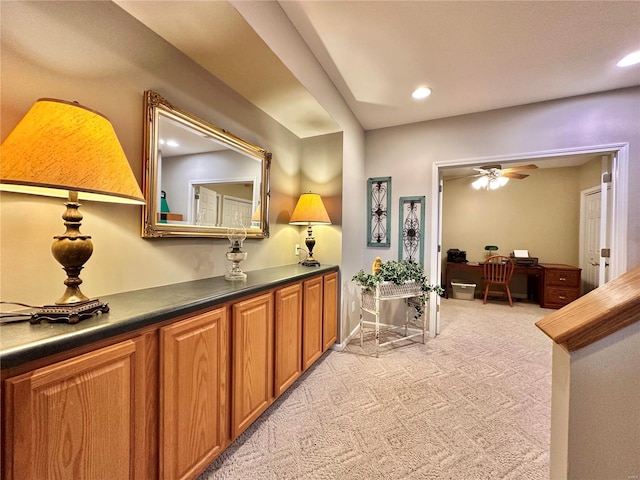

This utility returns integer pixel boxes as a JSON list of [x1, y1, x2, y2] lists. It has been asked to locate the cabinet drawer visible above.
[[545, 287, 580, 306], [545, 269, 580, 287]]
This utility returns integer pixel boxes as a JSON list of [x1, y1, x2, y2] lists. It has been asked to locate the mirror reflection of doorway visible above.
[[195, 185, 219, 226], [190, 179, 255, 226], [221, 196, 252, 227]]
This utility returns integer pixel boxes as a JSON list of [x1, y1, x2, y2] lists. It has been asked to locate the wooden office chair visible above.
[[483, 255, 515, 306]]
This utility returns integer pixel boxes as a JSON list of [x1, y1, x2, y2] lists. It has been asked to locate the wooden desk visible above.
[[445, 262, 544, 303]]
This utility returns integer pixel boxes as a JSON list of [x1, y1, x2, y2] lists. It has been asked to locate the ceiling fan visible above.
[[448, 164, 538, 190]]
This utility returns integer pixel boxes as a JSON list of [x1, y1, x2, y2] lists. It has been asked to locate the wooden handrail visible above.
[[536, 265, 640, 351]]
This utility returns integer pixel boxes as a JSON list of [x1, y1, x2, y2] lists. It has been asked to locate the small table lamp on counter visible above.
[[289, 192, 331, 267], [0, 98, 145, 324]]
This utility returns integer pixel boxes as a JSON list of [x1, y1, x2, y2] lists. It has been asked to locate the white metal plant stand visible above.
[[359, 281, 426, 357]]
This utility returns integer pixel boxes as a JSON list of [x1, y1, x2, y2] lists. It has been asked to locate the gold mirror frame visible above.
[[142, 91, 270, 239]]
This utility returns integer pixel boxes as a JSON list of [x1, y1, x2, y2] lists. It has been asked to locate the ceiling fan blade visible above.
[[503, 173, 529, 179], [501, 164, 538, 174], [444, 174, 481, 182]]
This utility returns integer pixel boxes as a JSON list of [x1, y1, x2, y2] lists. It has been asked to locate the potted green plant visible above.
[[352, 259, 442, 317]]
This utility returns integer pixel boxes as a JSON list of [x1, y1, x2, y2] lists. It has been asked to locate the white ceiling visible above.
[[116, 0, 639, 139], [280, 0, 640, 131]]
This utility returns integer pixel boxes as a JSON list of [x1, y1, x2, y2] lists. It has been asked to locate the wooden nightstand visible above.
[[540, 264, 581, 309]]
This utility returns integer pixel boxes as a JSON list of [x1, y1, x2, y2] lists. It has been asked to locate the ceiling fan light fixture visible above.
[[489, 178, 502, 190], [617, 50, 640, 67], [412, 86, 432, 100], [472, 176, 489, 190]]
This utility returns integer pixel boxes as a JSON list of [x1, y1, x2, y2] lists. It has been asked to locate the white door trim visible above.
[[429, 143, 629, 336]]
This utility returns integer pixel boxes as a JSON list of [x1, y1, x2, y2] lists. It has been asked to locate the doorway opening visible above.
[[429, 143, 629, 336]]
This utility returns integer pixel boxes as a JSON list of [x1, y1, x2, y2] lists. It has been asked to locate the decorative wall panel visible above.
[[398, 196, 425, 263], [367, 177, 391, 247]]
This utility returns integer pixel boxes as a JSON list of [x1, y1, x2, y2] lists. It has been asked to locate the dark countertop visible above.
[[1, 264, 339, 370]]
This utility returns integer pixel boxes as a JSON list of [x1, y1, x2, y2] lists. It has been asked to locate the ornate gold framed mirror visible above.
[[141, 90, 270, 239]]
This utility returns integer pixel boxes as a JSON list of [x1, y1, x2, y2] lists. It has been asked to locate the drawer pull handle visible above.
[[559, 295, 566, 300], [559, 277, 567, 281]]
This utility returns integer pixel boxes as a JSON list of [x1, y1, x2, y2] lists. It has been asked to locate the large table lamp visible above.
[[289, 192, 331, 267], [0, 98, 145, 323]]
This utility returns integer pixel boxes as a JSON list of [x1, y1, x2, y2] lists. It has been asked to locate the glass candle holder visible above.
[[225, 214, 247, 281]]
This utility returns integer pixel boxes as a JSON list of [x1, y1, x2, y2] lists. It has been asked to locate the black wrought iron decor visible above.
[[367, 177, 391, 247], [398, 196, 425, 263]]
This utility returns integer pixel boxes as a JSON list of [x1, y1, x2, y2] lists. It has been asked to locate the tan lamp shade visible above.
[[0, 98, 145, 204], [289, 193, 331, 225]]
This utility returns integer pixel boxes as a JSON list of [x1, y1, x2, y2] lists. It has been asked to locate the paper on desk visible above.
[[513, 249, 529, 258]]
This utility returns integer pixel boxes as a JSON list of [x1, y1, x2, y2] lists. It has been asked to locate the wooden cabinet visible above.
[[302, 276, 324, 371], [1, 267, 338, 480], [231, 293, 274, 439], [160, 307, 229, 480], [2, 333, 157, 480], [541, 264, 581, 309], [274, 283, 303, 397], [322, 272, 339, 351], [275, 272, 338, 395]]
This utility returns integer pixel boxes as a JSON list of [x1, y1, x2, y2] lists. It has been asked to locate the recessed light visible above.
[[617, 51, 640, 67], [412, 87, 432, 100]]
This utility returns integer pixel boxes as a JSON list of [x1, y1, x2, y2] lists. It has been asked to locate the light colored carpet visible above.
[[199, 298, 553, 479]]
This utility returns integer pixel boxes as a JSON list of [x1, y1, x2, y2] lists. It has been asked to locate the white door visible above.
[[197, 186, 218, 226], [579, 155, 612, 293], [581, 189, 602, 293], [222, 196, 252, 227]]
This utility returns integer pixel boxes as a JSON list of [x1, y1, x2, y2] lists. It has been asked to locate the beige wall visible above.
[[442, 157, 605, 266], [0, 2, 343, 307], [442, 162, 607, 295], [578, 156, 609, 192], [297, 133, 344, 268], [550, 321, 640, 479], [443, 166, 584, 267]]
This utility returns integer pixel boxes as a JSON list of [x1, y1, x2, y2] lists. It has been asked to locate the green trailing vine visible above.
[[352, 259, 443, 318]]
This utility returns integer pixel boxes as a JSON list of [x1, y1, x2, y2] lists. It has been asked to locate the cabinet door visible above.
[[323, 272, 339, 351], [232, 293, 274, 439], [160, 307, 229, 480], [274, 283, 303, 397], [3, 339, 148, 480], [302, 276, 323, 371]]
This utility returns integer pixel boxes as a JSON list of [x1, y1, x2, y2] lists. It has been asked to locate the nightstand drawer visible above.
[[545, 269, 580, 288]]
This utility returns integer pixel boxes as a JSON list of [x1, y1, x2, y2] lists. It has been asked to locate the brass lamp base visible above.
[[300, 258, 320, 267], [300, 226, 321, 267], [31, 299, 109, 324], [31, 190, 110, 324]]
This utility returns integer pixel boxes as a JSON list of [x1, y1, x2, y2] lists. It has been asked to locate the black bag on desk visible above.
[[447, 249, 467, 263]]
